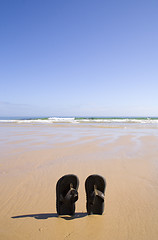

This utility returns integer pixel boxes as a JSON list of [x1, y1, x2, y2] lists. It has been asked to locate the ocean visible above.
[[0, 116, 158, 128]]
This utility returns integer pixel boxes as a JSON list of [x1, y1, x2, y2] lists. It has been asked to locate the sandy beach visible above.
[[0, 123, 158, 240]]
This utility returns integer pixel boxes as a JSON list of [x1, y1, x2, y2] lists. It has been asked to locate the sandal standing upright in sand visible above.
[[56, 174, 79, 216], [85, 174, 106, 215]]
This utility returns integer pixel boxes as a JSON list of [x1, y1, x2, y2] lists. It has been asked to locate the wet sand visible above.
[[0, 123, 158, 239]]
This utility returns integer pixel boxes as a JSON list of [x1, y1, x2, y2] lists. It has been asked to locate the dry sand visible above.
[[0, 123, 158, 239]]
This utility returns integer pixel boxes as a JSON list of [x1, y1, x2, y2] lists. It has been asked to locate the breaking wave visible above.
[[0, 117, 158, 126]]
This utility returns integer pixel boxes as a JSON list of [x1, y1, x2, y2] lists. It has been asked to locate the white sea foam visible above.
[[0, 120, 18, 123], [0, 119, 52, 123], [0, 117, 78, 124], [48, 117, 77, 123], [76, 118, 158, 124], [0, 117, 158, 125]]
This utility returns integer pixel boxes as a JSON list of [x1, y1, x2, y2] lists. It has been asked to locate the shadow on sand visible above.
[[11, 212, 87, 220]]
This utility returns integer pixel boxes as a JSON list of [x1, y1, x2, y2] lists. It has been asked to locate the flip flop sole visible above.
[[85, 174, 106, 215], [56, 174, 79, 216]]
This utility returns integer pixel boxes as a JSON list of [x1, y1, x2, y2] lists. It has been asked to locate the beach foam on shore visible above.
[[0, 123, 158, 240], [1, 116, 158, 126]]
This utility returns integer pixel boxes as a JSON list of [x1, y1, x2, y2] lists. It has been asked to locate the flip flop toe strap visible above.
[[89, 185, 104, 205], [60, 184, 78, 204], [94, 188, 105, 201]]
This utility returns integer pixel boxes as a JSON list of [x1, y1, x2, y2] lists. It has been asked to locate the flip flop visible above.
[[56, 174, 79, 216], [85, 174, 106, 215]]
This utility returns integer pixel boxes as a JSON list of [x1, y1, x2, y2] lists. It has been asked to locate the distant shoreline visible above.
[[0, 116, 158, 120], [1, 116, 158, 128]]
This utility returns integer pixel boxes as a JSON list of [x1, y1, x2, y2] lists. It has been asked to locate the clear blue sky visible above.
[[0, 0, 158, 117]]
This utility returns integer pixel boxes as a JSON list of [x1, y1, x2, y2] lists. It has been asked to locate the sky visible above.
[[0, 0, 158, 117]]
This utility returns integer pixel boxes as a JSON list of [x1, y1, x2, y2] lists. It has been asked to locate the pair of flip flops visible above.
[[56, 174, 106, 216]]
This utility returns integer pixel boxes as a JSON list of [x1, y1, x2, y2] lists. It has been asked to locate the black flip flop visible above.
[[56, 174, 79, 216], [85, 174, 106, 215]]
